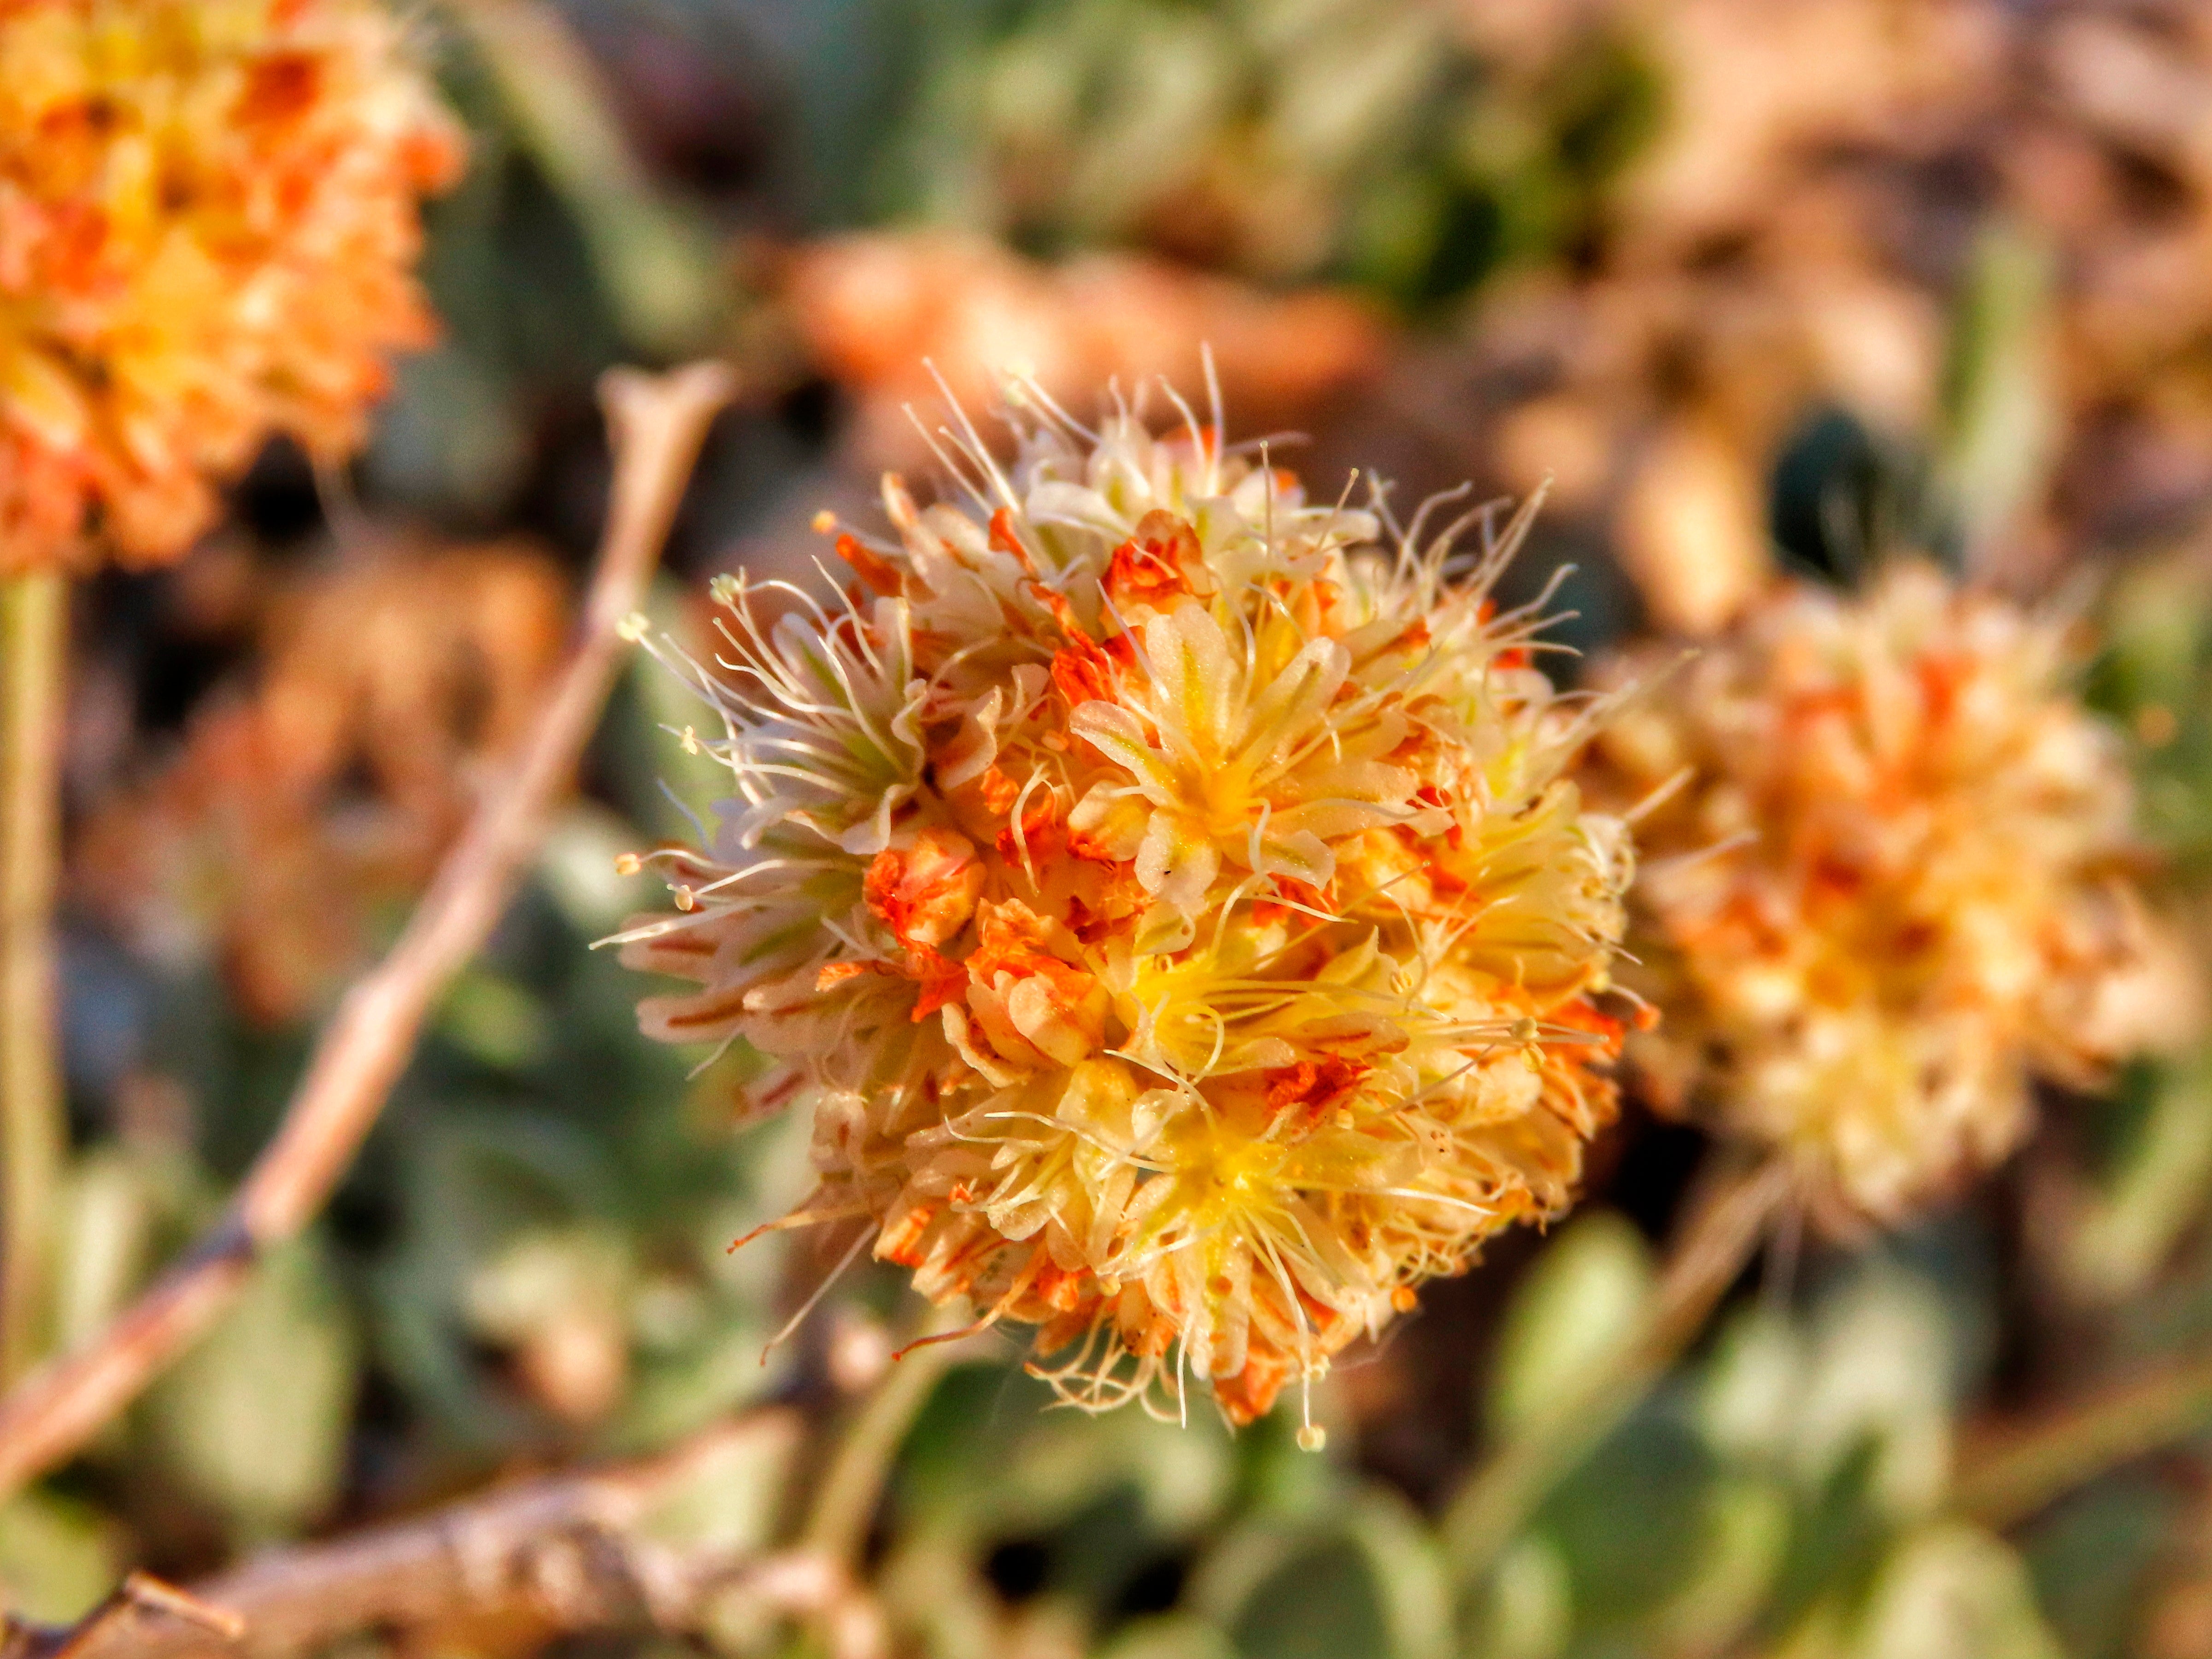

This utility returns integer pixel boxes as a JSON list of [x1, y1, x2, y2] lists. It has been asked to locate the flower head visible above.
[[1591, 563, 2182, 1225], [0, 0, 461, 573], [619, 382, 1634, 1426]]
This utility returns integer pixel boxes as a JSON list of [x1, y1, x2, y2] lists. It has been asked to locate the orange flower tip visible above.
[[727, 1218, 778, 1254], [673, 885, 698, 912], [614, 852, 643, 877], [811, 510, 839, 534], [1390, 1286, 1419, 1313]]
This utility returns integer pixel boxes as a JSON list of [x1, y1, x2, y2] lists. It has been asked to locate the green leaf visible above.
[[2066, 1051, 2212, 1299], [1843, 1524, 2065, 1659], [1203, 1527, 1391, 1659], [0, 1491, 117, 1623], [463, 1222, 632, 1343], [1537, 1402, 1718, 1630], [1343, 1492, 1453, 1659], [362, 342, 529, 516], [616, 1301, 790, 1453], [1700, 1306, 1806, 1466], [51, 1147, 164, 1353], [1193, 1493, 1449, 1659], [1475, 1535, 1571, 1659], [436, 967, 553, 1071], [1760, 1435, 1895, 1644], [1656, 1475, 1792, 1652], [1487, 1210, 1655, 1438], [1098, 1614, 1239, 1659], [141, 1234, 360, 1541], [454, 0, 726, 357], [2019, 1476, 2178, 1659], [1790, 1265, 1954, 1518], [367, 1107, 623, 1449], [898, 1360, 1235, 1546], [637, 1413, 800, 1562]]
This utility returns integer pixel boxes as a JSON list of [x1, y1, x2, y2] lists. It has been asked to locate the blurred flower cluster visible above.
[[783, 234, 1382, 470], [1595, 563, 2194, 1224], [0, 0, 459, 571], [76, 533, 567, 1023]]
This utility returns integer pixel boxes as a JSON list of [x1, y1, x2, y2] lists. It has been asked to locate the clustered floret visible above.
[[619, 383, 1635, 1425], [1593, 563, 2178, 1224], [0, 0, 460, 572]]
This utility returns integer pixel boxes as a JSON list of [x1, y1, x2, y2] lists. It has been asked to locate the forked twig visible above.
[[0, 363, 735, 1500], [2, 1571, 244, 1659], [4, 1412, 799, 1658]]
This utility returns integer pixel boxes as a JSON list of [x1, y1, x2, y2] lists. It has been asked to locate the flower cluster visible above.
[[76, 534, 569, 1024], [0, 0, 460, 573], [618, 386, 1635, 1426], [785, 231, 1380, 471], [1592, 563, 2179, 1224]]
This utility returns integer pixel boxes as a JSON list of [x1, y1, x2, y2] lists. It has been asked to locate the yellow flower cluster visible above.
[[1594, 563, 2173, 1224], [620, 387, 1635, 1426], [0, 0, 460, 573]]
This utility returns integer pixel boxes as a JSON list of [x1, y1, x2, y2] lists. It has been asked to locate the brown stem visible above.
[[1954, 1348, 2212, 1530], [3, 1572, 244, 1659], [2, 1410, 800, 1658], [1443, 1157, 1792, 1584], [0, 570, 66, 1385], [0, 363, 734, 1499]]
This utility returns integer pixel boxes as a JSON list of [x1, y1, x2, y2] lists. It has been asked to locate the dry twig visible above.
[[0, 363, 735, 1499], [4, 1411, 800, 1658], [1955, 1346, 2212, 1530], [3, 1571, 245, 1659]]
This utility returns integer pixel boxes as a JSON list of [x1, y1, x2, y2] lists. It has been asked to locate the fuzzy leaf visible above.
[[1487, 1209, 1655, 1438]]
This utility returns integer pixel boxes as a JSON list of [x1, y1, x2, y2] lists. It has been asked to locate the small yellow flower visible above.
[[0, 0, 461, 572], [1591, 563, 2183, 1225], [619, 383, 1636, 1426]]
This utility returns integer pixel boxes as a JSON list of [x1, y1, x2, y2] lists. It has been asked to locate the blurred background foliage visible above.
[[15, 0, 2212, 1654]]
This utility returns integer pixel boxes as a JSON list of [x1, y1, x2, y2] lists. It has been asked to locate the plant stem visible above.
[[1443, 1158, 1791, 1584], [1954, 1348, 2212, 1530], [0, 363, 735, 1499], [799, 1307, 970, 1569], [0, 570, 66, 1386]]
